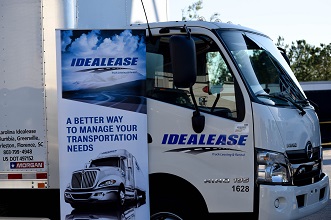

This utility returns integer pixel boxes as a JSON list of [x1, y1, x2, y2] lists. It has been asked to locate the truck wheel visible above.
[[149, 174, 207, 219], [150, 196, 195, 220], [139, 191, 146, 205], [150, 212, 183, 220]]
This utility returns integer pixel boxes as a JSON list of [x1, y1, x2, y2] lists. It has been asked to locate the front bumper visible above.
[[64, 187, 119, 204], [258, 173, 329, 220]]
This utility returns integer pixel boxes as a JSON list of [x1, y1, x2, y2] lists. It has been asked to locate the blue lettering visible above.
[[76, 58, 84, 66], [238, 135, 248, 145], [168, 134, 179, 144], [161, 133, 248, 146], [66, 118, 72, 124], [123, 57, 131, 65], [162, 134, 168, 144], [198, 134, 206, 144], [70, 57, 139, 66], [178, 134, 187, 144], [187, 134, 197, 144], [101, 58, 107, 66], [215, 135, 226, 145], [207, 134, 216, 144], [84, 58, 92, 66], [106, 116, 123, 123], [71, 58, 76, 66], [227, 134, 238, 145], [131, 57, 138, 65], [67, 144, 93, 152], [91, 58, 100, 66], [114, 58, 122, 65], [107, 58, 114, 66]]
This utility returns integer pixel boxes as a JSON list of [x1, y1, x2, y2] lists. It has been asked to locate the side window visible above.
[[120, 159, 125, 171], [201, 51, 237, 118], [121, 159, 129, 179], [146, 35, 244, 121]]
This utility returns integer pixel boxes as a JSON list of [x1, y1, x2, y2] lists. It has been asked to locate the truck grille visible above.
[[71, 170, 98, 189], [286, 147, 323, 186]]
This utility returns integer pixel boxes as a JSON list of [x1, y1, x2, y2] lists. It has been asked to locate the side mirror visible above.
[[127, 158, 132, 169], [169, 34, 205, 133], [169, 35, 197, 88], [277, 47, 290, 66]]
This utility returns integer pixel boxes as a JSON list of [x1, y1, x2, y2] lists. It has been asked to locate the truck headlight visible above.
[[257, 149, 293, 184], [99, 179, 116, 187]]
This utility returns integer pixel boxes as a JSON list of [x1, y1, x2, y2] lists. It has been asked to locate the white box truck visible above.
[[0, 0, 329, 219]]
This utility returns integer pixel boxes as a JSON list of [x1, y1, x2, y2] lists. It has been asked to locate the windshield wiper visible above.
[[256, 93, 306, 116]]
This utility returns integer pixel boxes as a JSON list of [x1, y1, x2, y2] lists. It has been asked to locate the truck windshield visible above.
[[216, 30, 308, 107], [90, 157, 120, 167]]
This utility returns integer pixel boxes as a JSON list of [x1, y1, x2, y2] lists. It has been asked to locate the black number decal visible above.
[[232, 185, 249, 192]]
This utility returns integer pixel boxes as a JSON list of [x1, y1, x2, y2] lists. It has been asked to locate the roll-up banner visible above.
[[56, 29, 149, 219]]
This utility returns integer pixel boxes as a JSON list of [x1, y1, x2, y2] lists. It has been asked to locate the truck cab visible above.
[[142, 21, 330, 220]]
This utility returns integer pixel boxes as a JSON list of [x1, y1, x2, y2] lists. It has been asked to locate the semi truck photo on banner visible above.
[[56, 29, 149, 220]]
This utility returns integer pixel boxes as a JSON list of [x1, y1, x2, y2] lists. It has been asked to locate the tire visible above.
[[150, 212, 183, 220], [149, 174, 208, 219], [140, 191, 146, 205], [150, 196, 200, 220]]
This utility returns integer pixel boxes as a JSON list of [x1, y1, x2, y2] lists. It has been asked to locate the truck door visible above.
[[147, 28, 255, 217]]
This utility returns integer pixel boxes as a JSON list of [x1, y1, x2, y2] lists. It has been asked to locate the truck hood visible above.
[[252, 103, 321, 152]]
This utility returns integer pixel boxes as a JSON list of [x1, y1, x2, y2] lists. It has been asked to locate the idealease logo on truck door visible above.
[[162, 134, 248, 145]]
